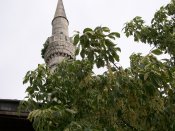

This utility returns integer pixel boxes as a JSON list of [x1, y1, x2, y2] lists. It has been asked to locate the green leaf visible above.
[[105, 39, 115, 47], [83, 28, 93, 33], [75, 47, 80, 56], [109, 55, 114, 63], [73, 34, 80, 45], [88, 51, 94, 62], [151, 49, 163, 55], [114, 54, 120, 62], [111, 67, 117, 71], [80, 49, 85, 58], [108, 35, 115, 40], [96, 58, 104, 68], [116, 47, 121, 52], [80, 35, 89, 47], [102, 27, 110, 32], [126, 32, 130, 37], [23, 71, 31, 84], [26, 86, 34, 94]]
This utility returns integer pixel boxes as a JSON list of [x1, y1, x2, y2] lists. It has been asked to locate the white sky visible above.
[[0, 0, 170, 99]]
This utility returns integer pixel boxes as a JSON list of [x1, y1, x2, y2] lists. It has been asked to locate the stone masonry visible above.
[[44, 0, 75, 72]]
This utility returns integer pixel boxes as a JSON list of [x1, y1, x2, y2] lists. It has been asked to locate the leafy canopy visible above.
[[21, 1, 175, 131]]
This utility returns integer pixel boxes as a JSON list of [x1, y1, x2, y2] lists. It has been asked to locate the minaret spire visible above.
[[54, 0, 67, 21], [43, 0, 75, 72]]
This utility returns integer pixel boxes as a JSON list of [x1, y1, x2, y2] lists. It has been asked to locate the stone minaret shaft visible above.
[[44, 0, 75, 72]]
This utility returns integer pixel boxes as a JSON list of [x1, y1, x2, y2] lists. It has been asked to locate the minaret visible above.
[[44, 0, 75, 72]]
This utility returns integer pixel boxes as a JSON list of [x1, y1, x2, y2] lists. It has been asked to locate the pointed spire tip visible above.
[[54, 0, 67, 19]]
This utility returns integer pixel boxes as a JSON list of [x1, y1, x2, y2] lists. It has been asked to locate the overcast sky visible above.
[[0, 0, 170, 99]]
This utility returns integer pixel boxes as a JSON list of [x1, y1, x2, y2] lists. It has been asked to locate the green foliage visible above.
[[21, 1, 175, 131], [151, 49, 163, 55], [22, 54, 175, 131], [124, 0, 175, 57], [41, 39, 49, 59], [73, 26, 121, 68]]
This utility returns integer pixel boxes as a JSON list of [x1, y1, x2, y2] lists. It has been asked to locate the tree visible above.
[[20, 1, 175, 130]]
